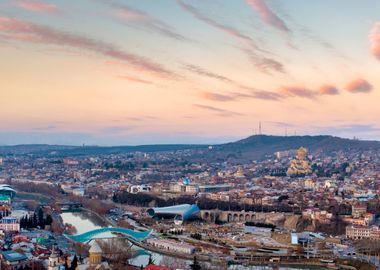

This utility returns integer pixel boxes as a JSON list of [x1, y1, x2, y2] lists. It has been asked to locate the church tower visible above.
[[89, 240, 102, 266], [48, 244, 60, 270]]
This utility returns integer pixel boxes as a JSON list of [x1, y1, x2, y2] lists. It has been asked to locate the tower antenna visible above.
[[259, 121, 262, 135]]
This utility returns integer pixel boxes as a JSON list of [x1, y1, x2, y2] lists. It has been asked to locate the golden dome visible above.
[[297, 147, 307, 160]]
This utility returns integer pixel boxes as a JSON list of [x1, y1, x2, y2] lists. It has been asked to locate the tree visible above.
[[70, 255, 78, 270], [190, 256, 201, 270], [37, 207, 44, 228], [32, 213, 38, 228], [45, 214, 53, 226], [148, 254, 154, 265], [64, 257, 69, 270]]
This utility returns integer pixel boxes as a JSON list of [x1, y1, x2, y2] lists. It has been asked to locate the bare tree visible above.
[[97, 238, 133, 269]]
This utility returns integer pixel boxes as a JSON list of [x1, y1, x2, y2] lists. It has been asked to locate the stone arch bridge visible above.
[[200, 210, 286, 224]]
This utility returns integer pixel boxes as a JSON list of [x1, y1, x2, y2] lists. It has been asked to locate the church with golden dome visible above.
[[287, 147, 312, 177]]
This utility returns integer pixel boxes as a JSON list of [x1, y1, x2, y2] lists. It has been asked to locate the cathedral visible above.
[[287, 147, 312, 177]]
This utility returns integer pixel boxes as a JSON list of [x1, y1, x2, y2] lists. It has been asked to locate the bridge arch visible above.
[[64, 227, 152, 243]]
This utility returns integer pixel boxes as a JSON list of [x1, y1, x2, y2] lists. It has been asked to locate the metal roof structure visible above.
[[0, 184, 16, 198], [147, 204, 200, 221], [1, 251, 27, 262]]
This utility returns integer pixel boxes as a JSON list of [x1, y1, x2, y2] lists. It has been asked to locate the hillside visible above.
[[207, 135, 380, 161], [0, 144, 205, 156], [0, 135, 379, 160]]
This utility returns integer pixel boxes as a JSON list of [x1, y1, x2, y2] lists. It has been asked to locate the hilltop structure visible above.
[[287, 147, 312, 177]]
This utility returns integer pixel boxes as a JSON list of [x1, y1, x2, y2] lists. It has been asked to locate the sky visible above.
[[0, 0, 380, 145]]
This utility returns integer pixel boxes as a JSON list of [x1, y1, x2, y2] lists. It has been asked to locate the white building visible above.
[[129, 184, 152, 194], [0, 217, 20, 232], [146, 238, 195, 254], [346, 225, 379, 240]]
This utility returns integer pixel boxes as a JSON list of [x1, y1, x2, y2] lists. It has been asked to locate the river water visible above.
[[61, 211, 326, 269]]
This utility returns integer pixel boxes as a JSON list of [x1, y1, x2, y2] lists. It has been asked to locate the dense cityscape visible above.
[[0, 136, 378, 269], [1, 0, 380, 269]]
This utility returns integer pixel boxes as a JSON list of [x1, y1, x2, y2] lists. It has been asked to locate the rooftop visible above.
[[1, 251, 28, 262]]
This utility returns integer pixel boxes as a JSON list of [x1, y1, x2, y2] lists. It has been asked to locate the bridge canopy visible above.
[[147, 204, 200, 221], [64, 227, 152, 243]]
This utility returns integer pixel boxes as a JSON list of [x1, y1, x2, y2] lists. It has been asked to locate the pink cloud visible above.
[[369, 22, 380, 61], [345, 79, 373, 93], [0, 16, 176, 78], [246, 0, 289, 32], [200, 92, 236, 102], [319, 85, 339, 95], [15, 0, 59, 13], [280, 86, 317, 99]]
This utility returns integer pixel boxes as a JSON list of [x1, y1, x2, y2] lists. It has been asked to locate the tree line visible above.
[[20, 208, 53, 229]]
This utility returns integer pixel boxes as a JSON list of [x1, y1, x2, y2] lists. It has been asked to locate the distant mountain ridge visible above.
[[0, 135, 379, 159]]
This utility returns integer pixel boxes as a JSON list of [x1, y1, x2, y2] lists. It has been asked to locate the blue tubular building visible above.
[[0, 184, 16, 199], [147, 204, 200, 221]]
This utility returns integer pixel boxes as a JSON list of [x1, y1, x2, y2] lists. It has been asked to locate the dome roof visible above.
[[0, 185, 16, 198], [89, 241, 102, 254]]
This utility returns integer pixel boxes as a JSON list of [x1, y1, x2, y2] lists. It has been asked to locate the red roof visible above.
[[144, 265, 173, 270]]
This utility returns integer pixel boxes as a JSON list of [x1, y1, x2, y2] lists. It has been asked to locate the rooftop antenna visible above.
[[259, 121, 262, 135]]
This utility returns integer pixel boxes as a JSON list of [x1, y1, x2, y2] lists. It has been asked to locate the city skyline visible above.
[[1, 0, 380, 145]]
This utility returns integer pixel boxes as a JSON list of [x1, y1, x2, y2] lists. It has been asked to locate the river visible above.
[[61, 211, 327, 269]]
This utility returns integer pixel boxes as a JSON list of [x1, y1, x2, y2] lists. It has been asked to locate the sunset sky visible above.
[[0, 0, 380, 145]]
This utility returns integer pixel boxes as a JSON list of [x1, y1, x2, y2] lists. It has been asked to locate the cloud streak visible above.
[[0, 16, 176, 78], [118, 75, 154, 84], [15, 0, 59, 13], [200, 90, 283, 102], [177, 0, 285, 74], [200, 92, 236, 102], [193, 104, 243, 117], [183, 64, 234, 84], [369, 22, 380, 61], [243, 48, 285, 73], [106, 2, 188, 41], [184, 64, 283, 101], [280, 86, 317, 99], [176, 0, 260, 50], [246, 0, 290, 33]]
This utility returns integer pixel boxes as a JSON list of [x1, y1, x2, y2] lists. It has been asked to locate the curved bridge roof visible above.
[[147, 204, 200, 220], [64, 227, 152, 243]]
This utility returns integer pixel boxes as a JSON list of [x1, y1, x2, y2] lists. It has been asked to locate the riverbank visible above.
[[63, 210, 375, 270]]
